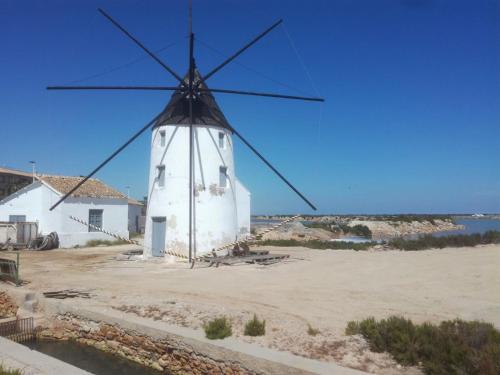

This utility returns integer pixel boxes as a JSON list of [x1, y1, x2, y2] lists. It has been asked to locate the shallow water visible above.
[[24, 340, 166, 375], [433, 218, 500, 237]]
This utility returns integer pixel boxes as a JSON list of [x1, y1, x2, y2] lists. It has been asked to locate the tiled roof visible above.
[[39, 175, 126, 199]]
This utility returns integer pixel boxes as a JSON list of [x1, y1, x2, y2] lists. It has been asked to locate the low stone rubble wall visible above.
[[0, 291, 18, 318], [39, 314, 259, 375]]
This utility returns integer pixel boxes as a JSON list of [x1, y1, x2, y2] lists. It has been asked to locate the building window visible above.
[[218, 132, 225, 148], [88, 209, 103, 232], [9, 215, 26, 223], [160, 130, 166, 147], [219, 166, 227, 188], [157, 165, 165, 187]]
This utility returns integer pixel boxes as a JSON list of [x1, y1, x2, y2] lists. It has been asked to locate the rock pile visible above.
[[348, 219, 463, 240], [258, 222, 333, 241], [0, 291, 18, 318], [39, 314, 258, 375]]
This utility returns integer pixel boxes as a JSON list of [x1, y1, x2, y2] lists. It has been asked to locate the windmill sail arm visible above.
[[97, 8, 184, 84], [229, 125, 317, 211], [47, 86, 180, 91], [198, 19, 283, 84], [198, 88, 324, 102], [195, 94, 317, 211]]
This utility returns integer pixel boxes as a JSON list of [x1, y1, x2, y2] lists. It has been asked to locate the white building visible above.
[[144, 70, 251, 258], [128, 198, 145, 234], [0, 175, 128, 248]]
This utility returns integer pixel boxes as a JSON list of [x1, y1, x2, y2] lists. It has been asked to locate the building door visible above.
[[151, 217, 166, 257]]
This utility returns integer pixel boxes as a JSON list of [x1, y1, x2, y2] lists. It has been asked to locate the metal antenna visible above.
[[189, 0, 193, 36]]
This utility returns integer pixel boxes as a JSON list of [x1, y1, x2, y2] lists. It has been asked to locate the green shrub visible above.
[[345, 316, 500, 375], [389, 231, 500, 251], [204, 317, 232, 340], [349, 224, 372, 238], [244, 315, 266, 336], [307, 324, 320, 336], [0, 364, 22, 375]]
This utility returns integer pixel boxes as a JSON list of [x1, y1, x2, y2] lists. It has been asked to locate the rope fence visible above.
[[69, 214, 301, 261]]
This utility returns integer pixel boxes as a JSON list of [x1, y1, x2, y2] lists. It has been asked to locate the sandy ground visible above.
[[2, 244, 499, 373]]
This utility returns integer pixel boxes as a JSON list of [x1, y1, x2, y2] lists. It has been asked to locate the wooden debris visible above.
[[43, 289, 91, 299], [200, 252, 289, 267]]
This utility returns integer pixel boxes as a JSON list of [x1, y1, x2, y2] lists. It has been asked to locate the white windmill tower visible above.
[[47, 4, 323, 262], [144, 69, 251, 258]]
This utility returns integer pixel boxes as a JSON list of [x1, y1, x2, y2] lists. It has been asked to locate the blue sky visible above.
[[1, 0, 499, 214]]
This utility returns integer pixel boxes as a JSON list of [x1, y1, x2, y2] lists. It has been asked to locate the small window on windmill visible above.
[[157, 165, 165, 187], [218, 132, 225, 148], [159, 130, 166, 147], [219, 166, 227, 188]]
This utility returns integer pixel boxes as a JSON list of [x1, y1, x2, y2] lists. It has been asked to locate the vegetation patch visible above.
[[389, 230, 500, 251], [85, 239, 129, 247], [244, 315, 266, 336], [0, 364, 22, 375], [344, 224, 372, 238], [307, 324, 320, 336], [204, 317, 232, 340], [346, 316, 500, 375], [257, 239, 376, 251]]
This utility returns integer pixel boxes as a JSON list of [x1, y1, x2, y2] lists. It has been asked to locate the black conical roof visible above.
[[153, 69, 231, 130]]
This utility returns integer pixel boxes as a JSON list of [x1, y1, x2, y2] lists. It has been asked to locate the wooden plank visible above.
[[200, 253, 289, 266]]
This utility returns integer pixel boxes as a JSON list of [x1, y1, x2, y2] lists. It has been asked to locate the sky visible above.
[[1, 0, 499, 214]]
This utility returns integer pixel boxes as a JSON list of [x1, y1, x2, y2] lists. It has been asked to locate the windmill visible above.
[[47, 2, 324, 262]]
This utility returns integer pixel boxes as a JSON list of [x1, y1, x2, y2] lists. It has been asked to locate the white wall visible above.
[[145, 124, 241, 257], [0, 182, 44, 228], [235, 179, 251, 237], [0, 182, 129, 248]]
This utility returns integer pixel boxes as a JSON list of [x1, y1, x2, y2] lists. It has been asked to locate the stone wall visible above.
[[0, 292, 18, 318], [39, 314, 260, 375]]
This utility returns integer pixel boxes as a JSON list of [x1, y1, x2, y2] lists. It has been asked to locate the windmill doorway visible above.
[[151, 217, 166, 257]]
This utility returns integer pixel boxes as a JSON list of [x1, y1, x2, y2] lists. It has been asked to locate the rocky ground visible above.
[[346, 219, 462, 240], [258, 222, 334, 241], [253, 216, 463, 241]]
